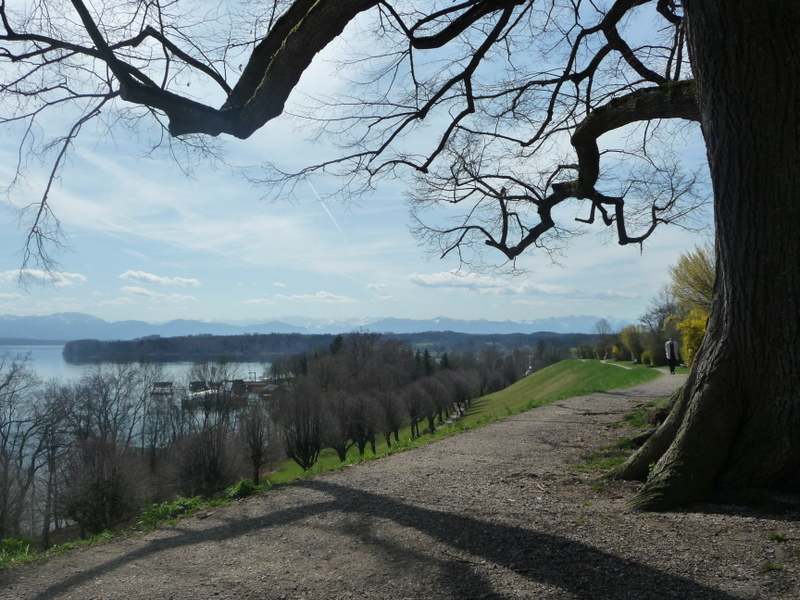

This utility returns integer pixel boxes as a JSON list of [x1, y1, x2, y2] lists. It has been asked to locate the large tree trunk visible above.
[[616, 0, 800, 509]]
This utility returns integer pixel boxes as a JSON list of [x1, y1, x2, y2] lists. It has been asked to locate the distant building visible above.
[[149, 381, 174, 399]]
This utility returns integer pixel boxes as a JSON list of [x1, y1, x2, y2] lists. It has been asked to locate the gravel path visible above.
[[2, 373, 799, 600]]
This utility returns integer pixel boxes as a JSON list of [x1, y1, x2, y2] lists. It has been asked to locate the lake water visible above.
[[0, 345, 271, 382]]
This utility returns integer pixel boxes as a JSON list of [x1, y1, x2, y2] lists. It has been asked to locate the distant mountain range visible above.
[[0, 312, 632, 342]]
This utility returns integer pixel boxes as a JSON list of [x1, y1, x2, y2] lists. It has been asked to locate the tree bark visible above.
[[618, 0, 800, 509]]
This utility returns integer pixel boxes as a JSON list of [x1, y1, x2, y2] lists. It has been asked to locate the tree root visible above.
[[609, 378, 691, 482]]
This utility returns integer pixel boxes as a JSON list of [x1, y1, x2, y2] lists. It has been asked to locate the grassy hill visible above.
[[460, 359, 661, 426]]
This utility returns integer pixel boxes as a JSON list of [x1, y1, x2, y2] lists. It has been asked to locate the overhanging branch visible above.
[[563, 80, 699, 197]]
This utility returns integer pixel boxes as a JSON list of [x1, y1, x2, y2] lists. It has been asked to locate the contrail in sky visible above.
[[307, 180, 347, 244]]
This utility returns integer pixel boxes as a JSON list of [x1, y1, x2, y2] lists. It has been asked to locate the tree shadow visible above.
[[2, 479, 750, 600], [299, 480, 747, 599]]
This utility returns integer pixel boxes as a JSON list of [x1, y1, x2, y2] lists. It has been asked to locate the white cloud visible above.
[[367, 283, 394, 301], [407, 270, 639, 300], [120, 270, 200, 287], [0, 269, 87, 287], [407, 271, 570, 295], [592, 289, 640, 300], [274, 291, 357, 304], [273, 282, 286, 288], [122, 286, 162, 299], [243, 298, 276, 305], [121, 286, 197, 303]]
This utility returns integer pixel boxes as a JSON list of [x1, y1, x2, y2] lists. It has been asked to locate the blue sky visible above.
[[0, 133, 709, 325], [0, 13, 712, 327]]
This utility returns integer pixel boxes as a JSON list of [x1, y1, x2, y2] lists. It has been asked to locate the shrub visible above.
[[641, 350, 655, 366], [224, 478, 258, 500], [138, 496, 204, 530], [619, 325, 645, 362], [676, 309, 708, 367], [169, 426, 244, 498], [612, 345, 631, 361], [63, 449, 148, 536], [0, 537, 36, 566]]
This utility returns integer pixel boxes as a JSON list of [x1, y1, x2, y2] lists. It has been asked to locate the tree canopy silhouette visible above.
[[2, 0, 799, 509]]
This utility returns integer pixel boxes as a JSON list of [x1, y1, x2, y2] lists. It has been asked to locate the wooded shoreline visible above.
[[62, 331, 594, 364]]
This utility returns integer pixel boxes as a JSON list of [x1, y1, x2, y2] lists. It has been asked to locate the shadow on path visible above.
[[3, 478, 749, 600]]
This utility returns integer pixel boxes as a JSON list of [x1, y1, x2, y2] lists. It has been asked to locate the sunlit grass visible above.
[[459, 359, 660, 427], [605, 360, 689, 375]]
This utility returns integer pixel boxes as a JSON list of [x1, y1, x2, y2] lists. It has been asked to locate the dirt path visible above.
[[2, 373, 799, 600]]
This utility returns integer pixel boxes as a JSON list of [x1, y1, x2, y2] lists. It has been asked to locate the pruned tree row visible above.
[[273, 332, 566, 471]]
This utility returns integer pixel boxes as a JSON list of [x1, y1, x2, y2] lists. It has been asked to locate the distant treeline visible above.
[[62, 331, 594, 364]]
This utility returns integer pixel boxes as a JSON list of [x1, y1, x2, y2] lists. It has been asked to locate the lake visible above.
[[0, 345, 271, 382]]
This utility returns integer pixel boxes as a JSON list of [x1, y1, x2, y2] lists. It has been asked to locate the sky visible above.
[[0, 6, 713, 327]]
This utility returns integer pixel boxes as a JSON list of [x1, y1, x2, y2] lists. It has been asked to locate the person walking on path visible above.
[[665, 337, 680, 374]]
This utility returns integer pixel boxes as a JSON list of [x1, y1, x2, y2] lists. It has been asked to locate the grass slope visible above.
[[459, 359, 660, 426]]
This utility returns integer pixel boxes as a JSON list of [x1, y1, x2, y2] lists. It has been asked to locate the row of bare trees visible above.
[[272, 333, 568, 471]]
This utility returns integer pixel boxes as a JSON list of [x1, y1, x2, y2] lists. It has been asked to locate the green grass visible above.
[[0, 537, 37, 568], [605, 360, 690, 376], [459, 359, 660, 427], [137, 496, 206, 529], [576, 437, 638, 473]]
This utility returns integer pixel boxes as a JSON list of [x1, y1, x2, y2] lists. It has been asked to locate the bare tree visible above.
[[238, 398, 276, 485], [0, 354, 41, 538], [375, 391, 404, 448], [639, 285, 681, 365], [322, 390, 355, 463], [276, 379, 324, 471], [140, 381, 179, 475], [57, 365, 151, 536], [532, 340, 570, 371], [342, 332, 382, 381], [419, 376, 454, 431], [640, 286, 681, 339], [171, 359, 245, 497], [339, 392, 380, 457], [440, 369, 480, 416], [401, 382, 431, 440], [170, 421, 242, 498], [32, 381, 72, 547], [592, 319, 613, 360], [372, 339, 418, 391]]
